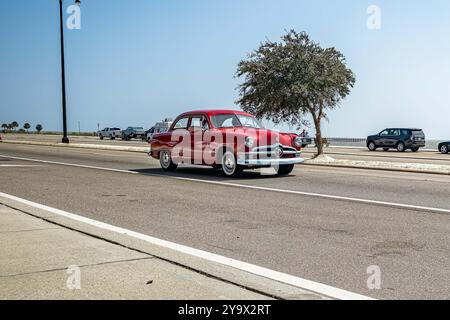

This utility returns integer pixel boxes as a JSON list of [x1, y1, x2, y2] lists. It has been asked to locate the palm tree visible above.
[[1, 123, 7, 132], [10, 121, 19, 131], [36, 124, 43, 133], [24, 123, 31, 133]]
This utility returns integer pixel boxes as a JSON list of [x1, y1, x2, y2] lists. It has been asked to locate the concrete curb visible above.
[[304, 161, 450, 175], [0, 194, 328, 300], [303, 146, 439, 153], [302, 150, 446, 161]]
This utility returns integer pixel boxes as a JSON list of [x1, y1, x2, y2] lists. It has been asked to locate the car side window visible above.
[[190, 116, 209, 130], [391, 129, 400, 136], [401, 129, 410, 135], [173, 117, 189, 130], [380, 130, 389, 136], [190, 117, 203, 128], [202, 118, 210, 130]]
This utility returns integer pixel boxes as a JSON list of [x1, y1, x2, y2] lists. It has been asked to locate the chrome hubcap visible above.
[[222, 152, 235, 175], [161, 151, 170, 167], [442, 145, 448, 153]]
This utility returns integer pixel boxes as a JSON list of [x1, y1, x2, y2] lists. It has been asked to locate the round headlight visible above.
[[245, 136, 255, 148], [294, 136, 303, 147]]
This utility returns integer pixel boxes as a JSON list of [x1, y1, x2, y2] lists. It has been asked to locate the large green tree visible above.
[[24, 122, 31, 132], [236, 30, 356, 156], [35, 124, 43, 133]]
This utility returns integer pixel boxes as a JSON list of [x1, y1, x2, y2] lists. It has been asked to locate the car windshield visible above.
[[210, 114, 264, 129], [132, 127, 143, 130]]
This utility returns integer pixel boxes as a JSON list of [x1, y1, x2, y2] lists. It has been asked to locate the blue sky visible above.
[[1, 0, 449, 138]]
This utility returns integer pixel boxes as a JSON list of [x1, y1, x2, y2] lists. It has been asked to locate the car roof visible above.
[[177, 109, 253, 118], [385, 128, 423, 131]]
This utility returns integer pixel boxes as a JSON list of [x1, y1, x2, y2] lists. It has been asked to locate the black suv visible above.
[[367, 128, 426, 152]]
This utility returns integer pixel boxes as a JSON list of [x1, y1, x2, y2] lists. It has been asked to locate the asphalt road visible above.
[[4, 133, 450, 165], [1, 143, 450, 299]]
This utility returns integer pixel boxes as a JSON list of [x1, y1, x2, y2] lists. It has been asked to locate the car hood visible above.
[[218, 127, 296, 147]]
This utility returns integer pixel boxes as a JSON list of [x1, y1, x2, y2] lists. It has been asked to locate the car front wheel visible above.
[[99, 135, 104, 140], [411, 147, 419, 152], [440, 144, 449, 154], [397, 142, 406, 152], [368, 142, 377, 151], [160, 150, 177, 171], [221, 150, 243, 177], [276, 164, 295, 176]]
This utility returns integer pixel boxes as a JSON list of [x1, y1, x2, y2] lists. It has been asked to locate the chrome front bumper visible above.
[[237, 156, 305, 166], [237, 144, 304, 166]]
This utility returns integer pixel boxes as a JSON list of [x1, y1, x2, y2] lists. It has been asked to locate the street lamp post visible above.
[[58, 0, 80, 144]]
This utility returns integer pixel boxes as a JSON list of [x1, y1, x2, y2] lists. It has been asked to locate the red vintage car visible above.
[[149, 110, 305, 176]]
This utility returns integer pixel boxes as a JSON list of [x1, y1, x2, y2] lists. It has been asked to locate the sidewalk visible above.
[[0, 204, 269, 300]]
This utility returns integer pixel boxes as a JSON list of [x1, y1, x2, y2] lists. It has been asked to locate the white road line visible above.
[[0, 164, 42, 167], [1, 153, 450, 215], [0, 191, 373, 300], [0, 154, 136, 174]]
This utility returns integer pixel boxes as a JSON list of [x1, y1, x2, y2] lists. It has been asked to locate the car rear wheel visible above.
[[99, 135, 104, 140], [397, 142, 405, 152], [221, 151, 243, 177], [411, 147, 419, 152], [368, 142, 377, 151], [276, 164, 295, 176], [160, 150, 177, 171], [440, 144, 449, 154]]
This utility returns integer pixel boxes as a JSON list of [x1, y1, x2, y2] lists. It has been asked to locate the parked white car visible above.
[[98, 127, 121, 140]]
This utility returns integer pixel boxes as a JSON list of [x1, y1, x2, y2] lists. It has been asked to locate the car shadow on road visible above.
[[131, 166, 294, 181]]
